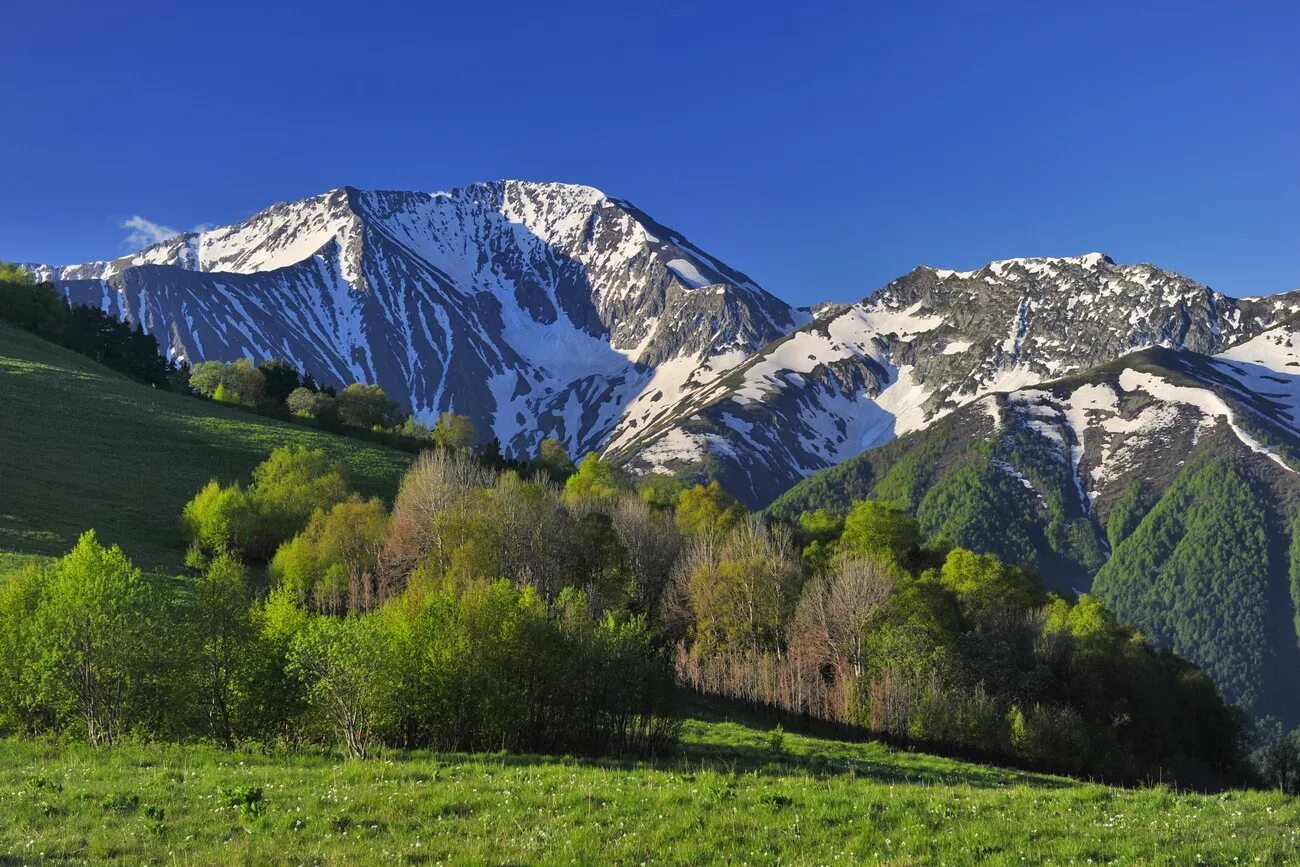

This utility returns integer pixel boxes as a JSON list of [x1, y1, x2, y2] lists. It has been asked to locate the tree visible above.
[[337, 383, 402, 429], [675, 481, 746, 539], [534, 437, 575, 481], [790, 557, 895, 678], [934, 547, 1042, 613], [0, 261, 34, 284], [270, 498, 390, 613], [796, 508, 844, 573], [288, 613, 393, 758], [287, 386, 338, 424], [383, 449, 491, 582], [188, 361, 227, 398], [191, 553, 256, 745], [181, 480, 258, 556], [638, 474, 686, 510], [188, 359, 266, 405], [1253, 717, 1300, 794], [32, 531, 153, 746], [181, 447, 352, 561], [258, 358, 301, 404], [432, 411, 479, 450], [681, 517, 801, 654], [838, 500, 922, 568], [0, 561, 45, 733], [563, 453, 630, 505], [611, 495, 682, 615], [248, 446, 351, 555]]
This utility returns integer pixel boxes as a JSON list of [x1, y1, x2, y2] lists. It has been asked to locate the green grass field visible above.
[[1, 703, 1295, 865], [0, 323, 413, 568]]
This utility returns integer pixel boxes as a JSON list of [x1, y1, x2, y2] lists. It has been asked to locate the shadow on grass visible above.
[[375, 693, 1074, 791]]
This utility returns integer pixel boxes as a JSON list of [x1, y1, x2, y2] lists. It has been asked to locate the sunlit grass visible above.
[[2, 705, 1296, 864]]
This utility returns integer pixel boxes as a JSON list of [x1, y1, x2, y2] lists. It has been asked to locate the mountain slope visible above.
[[0, 322, 411, 567], [768, 337, 1300, 718]]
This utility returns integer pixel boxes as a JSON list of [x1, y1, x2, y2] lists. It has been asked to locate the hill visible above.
[[0, 322, 412, 568], [1, 702, 1294, 864]]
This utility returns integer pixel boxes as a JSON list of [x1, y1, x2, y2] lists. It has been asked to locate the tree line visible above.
[[0, 432, 1272, 786]]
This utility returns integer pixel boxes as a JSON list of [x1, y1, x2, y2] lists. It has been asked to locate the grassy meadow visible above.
[[1, 703, 1296, 865], [0, 322, 412, 568]]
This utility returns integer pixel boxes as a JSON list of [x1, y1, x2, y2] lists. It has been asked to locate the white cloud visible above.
[[121, 215, 180, 249]]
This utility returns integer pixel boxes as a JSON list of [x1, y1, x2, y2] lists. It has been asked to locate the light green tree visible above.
[[32, 531, 153, 746]]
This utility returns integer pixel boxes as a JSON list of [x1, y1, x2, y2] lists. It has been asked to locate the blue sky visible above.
[[2, 0, 1296, 305]]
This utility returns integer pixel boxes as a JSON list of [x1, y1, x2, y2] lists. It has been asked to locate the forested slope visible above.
[[769, 347, 1300, 720]]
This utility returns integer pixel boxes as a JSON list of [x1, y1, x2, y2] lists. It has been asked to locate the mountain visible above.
[[619, 254, 1300, 505], [27, 182, 805, 464], [25, 184, 1300, 510], [769, 322, 1300, 719]]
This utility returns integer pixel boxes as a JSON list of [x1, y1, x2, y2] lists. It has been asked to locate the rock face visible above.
[[26, 184, 1300, 506]]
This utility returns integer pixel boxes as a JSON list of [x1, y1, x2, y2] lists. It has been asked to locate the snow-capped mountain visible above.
[[26, 184, 1300, 507], [28, 182, 804, 461], [618, 254, 1300, 504]]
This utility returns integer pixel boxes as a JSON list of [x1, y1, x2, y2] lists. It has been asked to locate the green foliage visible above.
[[337, 384, 402, 430], [0, 561, 46, 733], [795, 508, 844, 572], [285, 386, 335, 419], [182, 481, 258, 555], [563, 453, 631, 504], [637, 473, 687, 510], [189, 359, 267, 406], [28, 532, 156, 745], [184, 446, 352, 561], [257, 358, 301, 404], [0, 271, 174, 387], [838, 500, 921, 568], [915, 458, 1038, 571], [288, 613, 393, 758], [1093, 456, 1272, 710], [1253, 716, 1300, 793], [431, 410, 478, 450], [932, 547, 1043, 613], [675, 481, 747, 538], [1105, 480, 1156, 551], [270, 498, 389, 612], [683, 518, 801, 654], [533, 437, 575, 482], [188, 554, 257, 745], [249, 447, 351, 549]]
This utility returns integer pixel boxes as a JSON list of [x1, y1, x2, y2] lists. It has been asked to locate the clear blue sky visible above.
[[2, 0, 1297, 305]]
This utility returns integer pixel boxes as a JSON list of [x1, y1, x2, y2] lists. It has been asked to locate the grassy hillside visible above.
[[0, 322, 412, 568], [1, 704, 1295, 864]]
